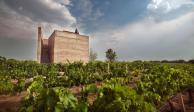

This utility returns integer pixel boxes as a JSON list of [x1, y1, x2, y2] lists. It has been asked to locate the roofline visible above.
[[47, 30, 89, 40], [55, 30, 89, 37]]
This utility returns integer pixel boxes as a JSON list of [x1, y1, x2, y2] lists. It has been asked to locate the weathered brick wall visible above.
[[53, 31, 89, 63], [41, 39, 49, 63], [48, 31, 55, 63], [37, 27, 89, 63]]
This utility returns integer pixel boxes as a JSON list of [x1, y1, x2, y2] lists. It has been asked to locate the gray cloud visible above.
[[0, 2, 35, 39], [91, 12, 194, 61], [0, 0, 76, 60], [0, 0, 193, 61], [147, 0, 194, 13], [3, 0, 76, 26], [147, 0, 194, 21], [70, 0, 104, 30], [0, 37, 36, 60]]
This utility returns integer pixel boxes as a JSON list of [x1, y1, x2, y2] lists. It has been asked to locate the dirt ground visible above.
[[1, 84, 194, 112], [0, 82, 102, 112], [160, 89, 194, 112], [0, 91, 27, 112]]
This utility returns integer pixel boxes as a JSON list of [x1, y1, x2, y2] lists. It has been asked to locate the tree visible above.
[[105, 48, 117, 62], [188, 59, 194, 64], [89, 48, 97, 62]]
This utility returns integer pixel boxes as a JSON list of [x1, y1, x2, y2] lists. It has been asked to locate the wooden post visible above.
[[107, 63, 110, 74], [180, 93, 186, 112], [125, 64, 128, 74]]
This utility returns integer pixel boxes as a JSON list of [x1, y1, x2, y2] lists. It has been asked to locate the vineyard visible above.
[[0, 56, 194, 112]]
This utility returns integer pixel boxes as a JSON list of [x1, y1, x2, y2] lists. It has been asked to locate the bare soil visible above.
[[160, 89, 194, 112], [1, 83, 193, 112], [0, 82, 102, 112], [0, 91, 27, 112]]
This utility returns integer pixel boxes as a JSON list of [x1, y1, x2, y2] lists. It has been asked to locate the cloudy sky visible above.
[[0, 0, 194, 61]]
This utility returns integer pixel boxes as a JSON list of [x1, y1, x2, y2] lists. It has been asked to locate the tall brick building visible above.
[[37, 27, 89, 63]]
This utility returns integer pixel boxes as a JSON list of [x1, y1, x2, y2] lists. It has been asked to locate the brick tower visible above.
[[37, 27, 89, 63]]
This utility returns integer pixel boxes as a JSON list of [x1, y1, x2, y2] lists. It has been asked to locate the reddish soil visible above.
[[69, 82, 102, 94], [0, 82, 102, 112], [0, 91, 27, 112], [1, 82, 193, 112], [69, 82, 102, 104], [160, 89, 194, 112]]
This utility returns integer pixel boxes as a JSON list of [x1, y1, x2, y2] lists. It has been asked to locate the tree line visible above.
[[90, 48, 194, 64]]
